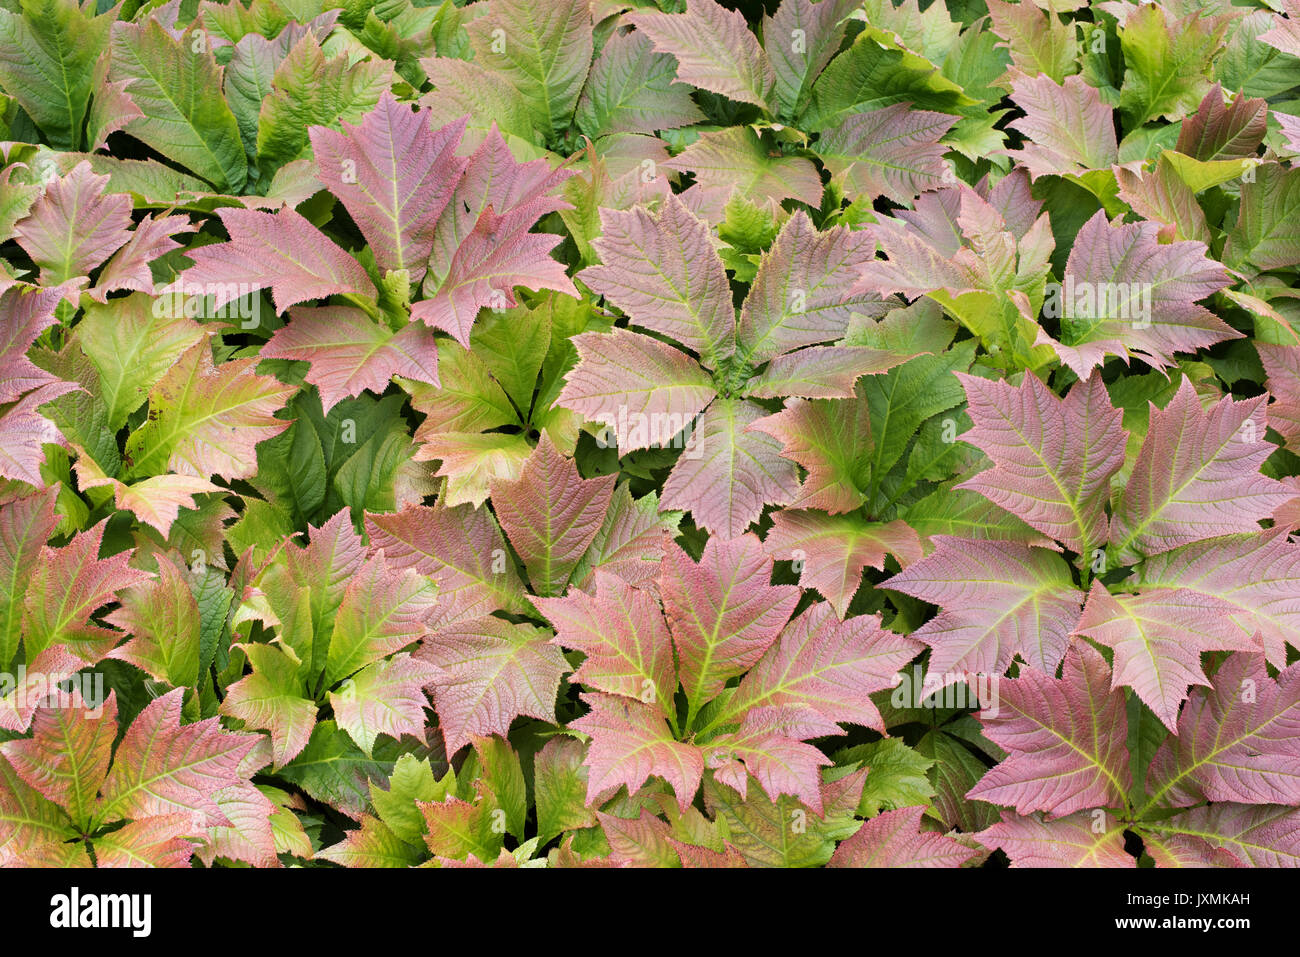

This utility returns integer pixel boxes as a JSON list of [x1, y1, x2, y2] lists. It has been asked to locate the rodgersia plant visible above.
[[0, 0, 1299, 871]]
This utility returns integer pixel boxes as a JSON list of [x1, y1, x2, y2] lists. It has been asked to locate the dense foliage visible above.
[[1, 0, 1299, 869]]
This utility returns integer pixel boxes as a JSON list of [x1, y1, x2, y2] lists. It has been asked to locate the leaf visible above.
[[109, 20, 247, 191], [763, 0, 858, 119], [557, 328, 715, 453], [1109, 380, 1293, 562], [1146, 804, 1300, 867], [104, 553, 202, 689], [1039, 211, 1238, 378], [1139, 531, 1300, 669], [262, 306, 440, 412], [99, 688, 264, 829], [365, 502, 530, 624], [417, 615, 568, 755], [465, 0, 592, 137], [220, 642, 318, 767], [570, 485, 681, 592], [718, 603, 922, 736], [1072, 584, 1257, 732], [663, 127, 823, 214], [626, 0, 774, 111], [1260, 344, 1300, 455], [660, 534, 799, 717], [181, 206, 377, 314], [489, 433, 616, 597], [0, 0, 113, 149], [576, 28, 704, 138], [976, 810, 1135, 867], [827, 805, 976, 867], [125, 341, 295, 482], [535, 736, 596, 842], [1118, 4, 1228, 127], [77, 293, 207, 430], [535, 569, 678, 718], [579, 193, 734, 368], [1006, 73, 1117, 179], [93, 814, 197, 868], [275, 720, 392, 820], [309, 93, 465, 283], [0, 753, 81, 865], [661, 398, 800, 538], [882, 537, 1084, 677], [1, 688, 116, 830], [1224, 163, 1300, 274], [1145, 653, 1300, 809], [22, 520, 151, 662], [1175, 83, 1268, 162], [330, 653, 439, 755], [702, 766, 864, 867], [956, 372, 1126, 556], [13, 161, 131, 286], [968, 642, 1130, 816], [570, 692, 704, 812], [816, 103, 958, 203], [324, 552, 439, 686], [764, 509, 923, 617], [0, 489, 58, 668], [735, 211, 879, 366]]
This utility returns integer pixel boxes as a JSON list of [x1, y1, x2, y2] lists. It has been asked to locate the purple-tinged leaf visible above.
[[14, 161, 131, 287], [1006, 74, 1117, 178], [490, 433, 616, 597], [883, 537, 1083, 678], [817, 104, 959, 203], [968, 642, 1131, 817], [828, 805, 977, 868], [976, 811, 1135, 867], [310, 93, 465, 282], [956, 372, 1126, 556], [262, 306, 440, 412], [1260, 344, 1300, 454], [1110, 380, 1293, 561], [661, 398, 800, 538], [1072, 583, 1257, 731], [417, 615, 568, 755], [181, 206, 377, 314], [570, 692, 704, 812], [764, 509, 922, 617], [626, 0, 774, 110], [1145, 653, 1300, 808]]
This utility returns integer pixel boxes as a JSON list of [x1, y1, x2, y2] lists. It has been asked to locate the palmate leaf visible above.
[[125, 341, 296, 482], [660, 397, 800, 539], [661, 534, 799, 720], [626, 0, 774, 112], [579, 192, 734, 368], [884, 533, 1085, 679], [1117, 3, 1229, 127], [464, 0, 592, 138], [220, 642, 318, 767], [13, 161, 131, 287], [535, 569, 678, 718], [1175, 83, 1268, 163], [1006, 73, 1117, 179], [1038, 211, 1238, 378], [22, 519, 150, 664], [416, 615, 568, 755], [1144, 804, 1300, 868], [0, 0, 113, 150], [182, 206, 377, 315], [366, 501, 530, 625], [104, 553, 202, 690], [663, 127, 823, 218], [489, 433, 616, 597], [967, 642, 1131, 816], [1109, 379, 1294, 563], [827, 805, 976, 868], [976, 810, 1135, 868], [310, 92, 464, 284], [955, 372, 1125, 557], [1144, 653, 1300, 810], [763, 509, 923, 617], [328, 652, 440, 755], [1073, 584, 1257, 732], [109, 20, 247, 192], [570, 692, 704, 812], [575, 28, 704, 138], [262, 306, 440, 412], [816, 103, 958, 204], [1138, 530, 1300, 669]]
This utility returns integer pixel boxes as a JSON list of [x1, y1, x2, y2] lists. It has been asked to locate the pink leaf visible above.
[[828, 806, 977, 867]]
